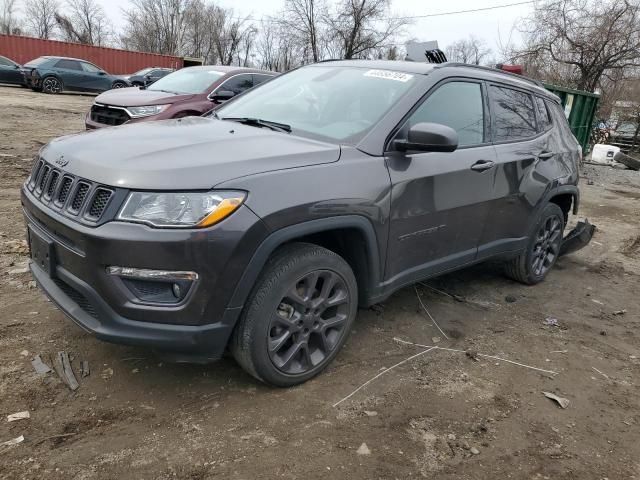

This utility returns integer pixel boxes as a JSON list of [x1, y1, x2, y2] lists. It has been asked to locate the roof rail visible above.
[[440, 62, 545, 88]]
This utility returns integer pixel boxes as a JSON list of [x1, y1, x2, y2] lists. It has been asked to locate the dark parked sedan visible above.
[[86, 65, 275, 129], [0, 55, 26, 86], [118, 67, 174, 87], [24, 56, 128, 94]]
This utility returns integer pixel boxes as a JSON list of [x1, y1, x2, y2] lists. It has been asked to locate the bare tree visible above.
[[24, 0, 58, 39], [282, 0, 327, 63], [326, 0, 409, 60], [256, 17, 305, 71], [514, 0, 640, 92], [1, 0, 21, 35], [121, 0, 190, 55], [56, 0, 112, 45], [445, 36, 492, 65], [210, 7, 252, 65]]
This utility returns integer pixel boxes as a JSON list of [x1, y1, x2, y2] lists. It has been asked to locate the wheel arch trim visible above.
[[546, 185, 580, 215], [228, 215, 381, 308]]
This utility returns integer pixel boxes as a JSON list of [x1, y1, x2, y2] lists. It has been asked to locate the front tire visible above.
[[231, 243, 358, 387], [504, 203, 565, 285], [42, 76, 62, 94], [111, 81, 127, 89]]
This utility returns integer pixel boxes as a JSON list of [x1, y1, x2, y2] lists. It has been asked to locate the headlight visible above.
[[126, 105, 169, 118], [117, 191, 246, 228]]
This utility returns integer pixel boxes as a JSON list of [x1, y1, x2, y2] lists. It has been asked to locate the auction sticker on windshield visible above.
[[363, 70, 414, 82]]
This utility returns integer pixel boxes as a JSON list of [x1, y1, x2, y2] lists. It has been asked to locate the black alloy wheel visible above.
[[531, 214, 562, 277], [268, 269, 350, 375]]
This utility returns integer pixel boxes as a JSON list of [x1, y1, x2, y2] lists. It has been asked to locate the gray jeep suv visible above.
[[22, 60, 592, 386]]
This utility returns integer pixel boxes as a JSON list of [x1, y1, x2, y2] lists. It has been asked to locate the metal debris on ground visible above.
[[414, 286, 450, 340], [543, 391, 570, 409], [1, 435, 24, 447], [357, 443, 371, 455], [543, 317, 559, 327], [592, 367, 610, 380], [612, 309, 627, 316], [31, 355, 52, 374], [53, 352, 79, 391], [394, 338, 558, 375], [80, 360, 90, 378], [7, 411, 30, 422], [466, 350, 479, 362], [102, 367, 114, 379], [332, 346, 437, 407]]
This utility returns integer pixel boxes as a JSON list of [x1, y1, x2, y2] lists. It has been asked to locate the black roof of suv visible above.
[[22, 60, 592, 386]]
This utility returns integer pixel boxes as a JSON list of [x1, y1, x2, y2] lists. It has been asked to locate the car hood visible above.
[[40, 117, 341, 190], [94, 87, 196, 107]]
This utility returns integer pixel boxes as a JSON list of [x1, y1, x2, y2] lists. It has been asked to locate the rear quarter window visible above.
[[490, 85, 537, 142], [535, 96, 552, 132]]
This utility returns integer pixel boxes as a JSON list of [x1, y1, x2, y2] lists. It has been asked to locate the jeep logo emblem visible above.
[[55, 155, 68, 167]]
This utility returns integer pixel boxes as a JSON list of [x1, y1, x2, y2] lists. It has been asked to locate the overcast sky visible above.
[[98, 0, 533, 55]]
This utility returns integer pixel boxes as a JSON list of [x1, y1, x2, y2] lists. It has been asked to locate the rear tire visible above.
[[42, 76, 62, 94], [504, 203, 565, 285], [230, 243, 358, 387]]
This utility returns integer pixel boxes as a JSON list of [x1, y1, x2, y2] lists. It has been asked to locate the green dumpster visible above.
[[543, 83, 600, 153]]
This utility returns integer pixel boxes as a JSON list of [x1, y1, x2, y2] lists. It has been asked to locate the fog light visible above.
[[106, 266, 198, 281], [107, 266, 197, 303]]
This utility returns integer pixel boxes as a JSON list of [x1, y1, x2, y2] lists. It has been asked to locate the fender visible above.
[[228, 215, 382, 308], [544, 184, 580, 214]]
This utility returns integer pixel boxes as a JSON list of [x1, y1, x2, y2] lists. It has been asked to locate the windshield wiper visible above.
[[221, 117, 292, 133]]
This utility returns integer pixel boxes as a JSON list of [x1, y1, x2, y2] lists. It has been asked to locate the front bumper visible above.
[[22, 186, 268, 360]]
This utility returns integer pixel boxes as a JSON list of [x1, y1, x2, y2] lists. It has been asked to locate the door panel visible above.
[[478, 86, 568, 258], [53, 59, 83, 89], [0, 58, 22, 84], [385, 146, 498, 285], [384, 80, 497, 287]]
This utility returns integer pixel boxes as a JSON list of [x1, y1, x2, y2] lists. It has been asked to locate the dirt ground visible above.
[[0, 85, 639, 480]]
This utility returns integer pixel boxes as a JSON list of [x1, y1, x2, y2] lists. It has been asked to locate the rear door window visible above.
[[406, 81, 485, 147], [490, 86, 537, 141], [218, 74, 254, 95], [535, 96, 552, 132], [55, 59, 82, 71], [80, 62, 101, 73]]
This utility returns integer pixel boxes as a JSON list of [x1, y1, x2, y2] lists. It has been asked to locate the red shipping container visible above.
[[0, 34, 191, 74]]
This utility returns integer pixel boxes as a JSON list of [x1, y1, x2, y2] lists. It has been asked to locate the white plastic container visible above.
[[591, 144, 621, 165]]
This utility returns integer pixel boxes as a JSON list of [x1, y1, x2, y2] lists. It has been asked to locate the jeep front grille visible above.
[[25, 158, 117, 225]]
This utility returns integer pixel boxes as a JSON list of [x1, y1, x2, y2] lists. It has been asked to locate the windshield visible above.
[[24, 57, 49, 67], [148, 68, 224, 94], [217, 65, 419, 143], [133, 68, 154, 76]]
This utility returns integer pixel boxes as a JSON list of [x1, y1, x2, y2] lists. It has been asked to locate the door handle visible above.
[[470, 160, 495, 172], [538, 151, 555, 160]]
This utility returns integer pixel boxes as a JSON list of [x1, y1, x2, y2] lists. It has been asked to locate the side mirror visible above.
[[98, 71, 106, 76], [209, 90, 235, 103], [394, 122, 459, 153]]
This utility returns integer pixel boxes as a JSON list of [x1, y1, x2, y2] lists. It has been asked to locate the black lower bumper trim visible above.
[[30, 263, 240, 362], [560, 220, 596, 256]]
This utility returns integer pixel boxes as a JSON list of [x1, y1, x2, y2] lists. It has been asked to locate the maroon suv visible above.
[[86, 65, 275, 129]]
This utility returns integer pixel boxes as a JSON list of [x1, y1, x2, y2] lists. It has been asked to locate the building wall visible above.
[[0, 34, 183, 74]]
